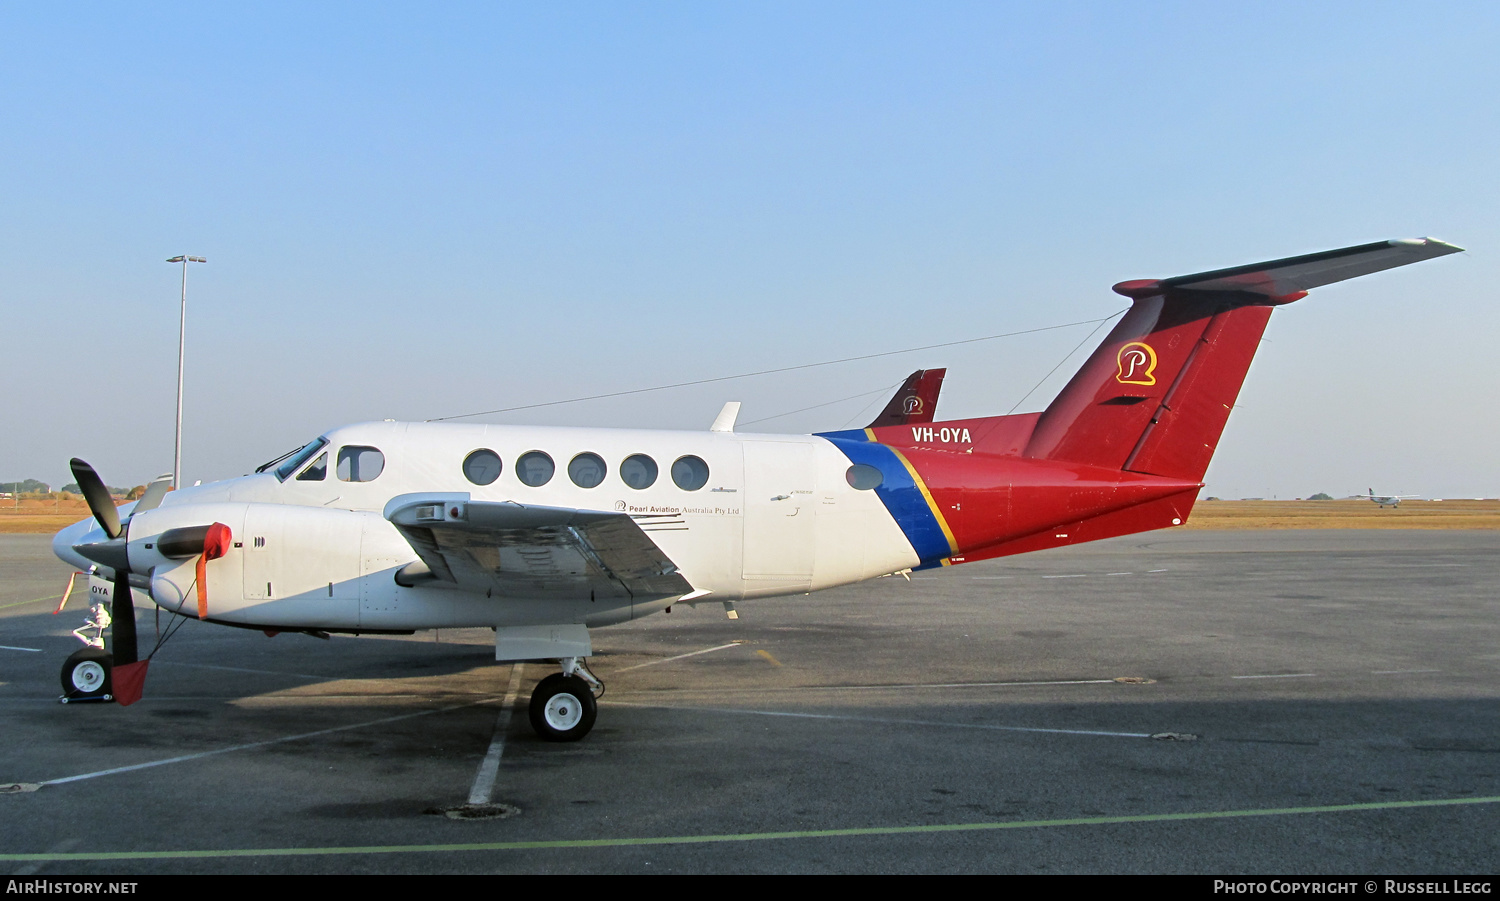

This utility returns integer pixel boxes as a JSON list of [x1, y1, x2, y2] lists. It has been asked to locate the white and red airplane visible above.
[[52, 238, 1462, 740]]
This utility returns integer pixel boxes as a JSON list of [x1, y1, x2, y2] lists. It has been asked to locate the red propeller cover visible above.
[[204, 522, 232, 560]]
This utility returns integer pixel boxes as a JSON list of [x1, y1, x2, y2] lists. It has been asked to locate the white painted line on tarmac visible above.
[[1106, 572, 1133, 576], [608, 678, 1121, 700], [614, 642, 742, 673], [32, 694, 506, 787], [0, 645, 42, 653], [605, 700, 1154, 739], [1042, 574, 1087, 579], [1147, 569, 1169, 573], [824, 678, 1116, 690], [468, 664, 524, 805], [1231, 673, 1316, 680], [1371, 669, 1441, 675], [970, 576, 1013, 580]]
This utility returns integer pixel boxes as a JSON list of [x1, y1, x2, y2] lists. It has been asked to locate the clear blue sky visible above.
[[3, 2, 1496, 498]]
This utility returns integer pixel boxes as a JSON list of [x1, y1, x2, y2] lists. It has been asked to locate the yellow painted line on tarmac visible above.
[[1, 796, 1496, 861], [756, 649, 783, 667], [0, 593, 63, 612]]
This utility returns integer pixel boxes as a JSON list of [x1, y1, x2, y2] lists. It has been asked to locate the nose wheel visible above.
[[60, 647, 113, 702], [527, 657, 602, 741]]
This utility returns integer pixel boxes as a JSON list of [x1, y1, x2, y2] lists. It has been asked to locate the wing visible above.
[[386, 498, 693, 602], [1156, 238, 1463, 298]]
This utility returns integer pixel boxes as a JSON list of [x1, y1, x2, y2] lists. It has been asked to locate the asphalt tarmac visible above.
[[1, 530, 1496, 874]]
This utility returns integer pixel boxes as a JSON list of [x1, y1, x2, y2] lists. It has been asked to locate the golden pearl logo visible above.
[[1115, 342, 1158, 385]]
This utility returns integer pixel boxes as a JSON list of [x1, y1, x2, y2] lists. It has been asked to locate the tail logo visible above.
[[902, 396, 923, 414], [1115, 342, 1158, 386]]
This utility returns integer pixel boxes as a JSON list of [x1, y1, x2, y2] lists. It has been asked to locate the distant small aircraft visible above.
[[53, 237, 1462, 740], [1354, 489, 1422, 508]]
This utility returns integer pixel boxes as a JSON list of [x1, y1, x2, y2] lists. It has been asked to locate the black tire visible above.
[[61, 647, 112, 699], [527, 673, 597, 742]]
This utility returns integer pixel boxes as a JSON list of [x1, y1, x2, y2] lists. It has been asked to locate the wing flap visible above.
[[387, 499, 692, 602]]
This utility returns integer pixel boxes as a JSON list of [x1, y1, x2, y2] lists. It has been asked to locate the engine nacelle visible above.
[[133, 502, 390, 629]]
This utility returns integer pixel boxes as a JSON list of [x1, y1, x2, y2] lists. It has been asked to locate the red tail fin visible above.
[[1025, 238, 1461, 481], [1024, 292, 1273, 480], [867, 368, 946, 428]]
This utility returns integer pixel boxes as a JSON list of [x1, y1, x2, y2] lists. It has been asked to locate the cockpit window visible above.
[[271, 438, 328, 482], [296, 452, 328, 481], [337, 446, 385, 482]]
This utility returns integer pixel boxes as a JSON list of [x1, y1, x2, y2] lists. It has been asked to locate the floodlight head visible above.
[[166, 256, 185, 262]]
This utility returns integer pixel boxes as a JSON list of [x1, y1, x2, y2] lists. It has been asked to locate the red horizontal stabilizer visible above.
[[111, 660, 149, 707], [868, 369, 947, 428], [1149, 237, 1461, 298]]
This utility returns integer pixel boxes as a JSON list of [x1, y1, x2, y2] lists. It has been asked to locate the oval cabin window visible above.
[[846, 464, 883, 490], [463, 449, 503, 486], [516, 451, 555, 487], [568, 453, 607, 489], [620, 454, 658, 490], [671, 455, 710, 491]]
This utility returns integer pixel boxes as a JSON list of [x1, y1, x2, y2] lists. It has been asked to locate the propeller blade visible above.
[[111, 567, 137, 666], [129, 474, 174, 518], [69, 459, 122, 539]]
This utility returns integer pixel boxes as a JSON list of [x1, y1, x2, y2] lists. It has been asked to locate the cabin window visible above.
[[671, 455, 710, 491], [620, 454, 658, 490], [336, 446, 385, 482], [463, 449, 503, 486], [846, 464, 883, 490], [568, 453, 606, 489], [516, 451, 555, 487], [296, 453, 328, 481], [270, 437, 327, 481]]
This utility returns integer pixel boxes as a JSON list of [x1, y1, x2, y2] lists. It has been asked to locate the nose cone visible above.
[[53, 516, 107, 572]]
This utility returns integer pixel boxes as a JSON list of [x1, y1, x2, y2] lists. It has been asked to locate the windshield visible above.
[[264, 437, 329, 482]]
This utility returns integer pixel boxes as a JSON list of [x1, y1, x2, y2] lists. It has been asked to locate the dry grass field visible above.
[[0, 496, 101, 534], [5, 495, 1497, 534], [1181, 498, 1500, 529]]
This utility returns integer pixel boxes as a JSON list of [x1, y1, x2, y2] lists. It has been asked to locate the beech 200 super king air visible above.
[[52, 238, 1462, 741]]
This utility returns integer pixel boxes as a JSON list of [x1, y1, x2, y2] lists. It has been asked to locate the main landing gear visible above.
[[528, 656, 602, 742]]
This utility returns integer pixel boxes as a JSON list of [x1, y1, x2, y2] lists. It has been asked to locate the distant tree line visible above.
[[4, 480, 142, 498], [1, 479, 51, 494]]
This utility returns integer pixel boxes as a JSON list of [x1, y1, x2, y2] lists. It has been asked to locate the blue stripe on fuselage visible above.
[[819, 433, 951, 566]]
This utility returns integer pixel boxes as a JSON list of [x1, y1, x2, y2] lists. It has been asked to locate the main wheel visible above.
[[61, 647, 112, 699], [528, 673, 597, 742]]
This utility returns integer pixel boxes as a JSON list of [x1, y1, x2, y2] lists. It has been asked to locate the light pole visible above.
[[166, 255, 206, 489]]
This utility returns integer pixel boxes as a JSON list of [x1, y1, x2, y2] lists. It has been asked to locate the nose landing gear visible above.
[[527, 656, 602, 742], [60, 647, 113, 702]]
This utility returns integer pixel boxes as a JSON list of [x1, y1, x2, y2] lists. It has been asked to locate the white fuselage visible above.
[[54, 421, 920, 633]]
